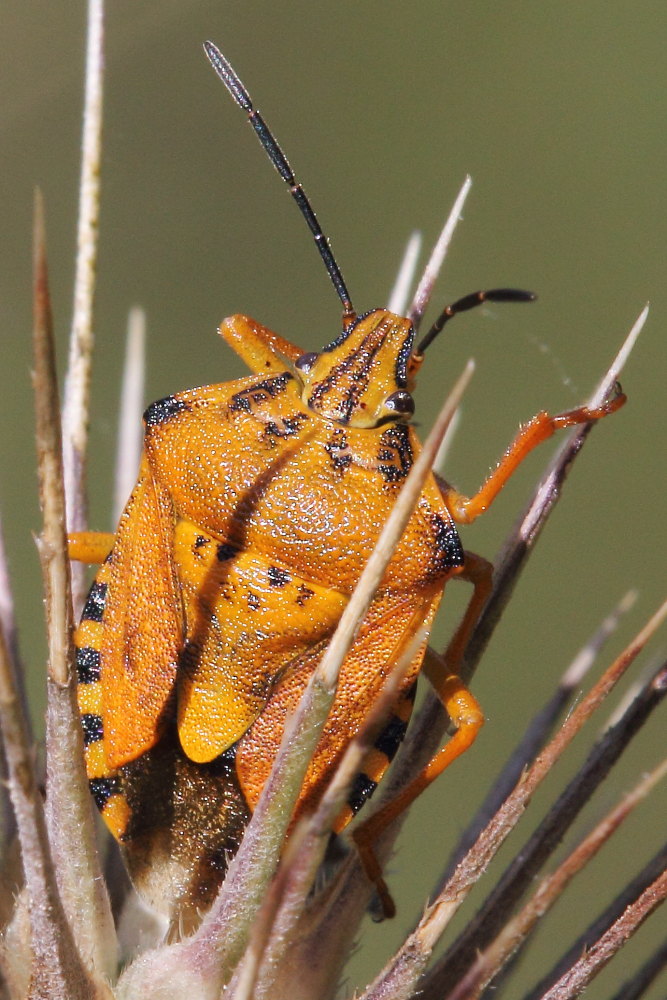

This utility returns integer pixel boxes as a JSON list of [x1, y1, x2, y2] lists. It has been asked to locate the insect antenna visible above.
[[204, 41, 355, 323], [415, 288, 536, 356]]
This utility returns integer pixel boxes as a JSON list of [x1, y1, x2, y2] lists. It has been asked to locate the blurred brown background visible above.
[[1, 3, 665, 996]]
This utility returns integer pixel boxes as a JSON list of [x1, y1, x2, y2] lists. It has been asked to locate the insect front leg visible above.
[[68, 531, 116, 564], [352, 552, 491, 918], [440, 386, 626, 524]]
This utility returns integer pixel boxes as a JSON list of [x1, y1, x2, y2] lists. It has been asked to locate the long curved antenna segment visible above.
[[415, 288, 536, 357], [204, 41, 355, 322]]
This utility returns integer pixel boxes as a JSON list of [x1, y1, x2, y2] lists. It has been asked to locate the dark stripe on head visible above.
[[307, 337, 382, 425], [320, 308, 379, 353], [395, 325, 414, 388], [76, 646, 101, 684]]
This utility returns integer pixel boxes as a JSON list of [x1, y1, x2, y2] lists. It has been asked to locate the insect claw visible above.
[[369, 883, 397, 923]]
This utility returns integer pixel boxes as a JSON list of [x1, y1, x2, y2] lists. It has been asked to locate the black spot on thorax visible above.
[[431, 513, 464, 571], [268, 565, 290, 587], [144, 395, 190, 426], [376, 425, 413, 483], [263, 412, 309, 441], [216, 543, 239, 562], [229, 373, 293, 414], [324, 428, 353, 472]]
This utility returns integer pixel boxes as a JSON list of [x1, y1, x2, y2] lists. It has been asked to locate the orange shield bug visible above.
[[70, 41, 625, 925]]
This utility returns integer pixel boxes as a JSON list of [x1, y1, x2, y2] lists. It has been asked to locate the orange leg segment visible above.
[[441, 387, 626, 524], [352, 552, 491, 918], [351, 390, 625, 913], [67, 531, 116, 565], [441, 550, 493, 671]]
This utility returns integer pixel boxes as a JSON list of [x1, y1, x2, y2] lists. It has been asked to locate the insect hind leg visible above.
[[351, 551, 490, 918]]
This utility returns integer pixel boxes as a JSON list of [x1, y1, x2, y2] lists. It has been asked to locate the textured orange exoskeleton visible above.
[[70, 42, 625, 927]]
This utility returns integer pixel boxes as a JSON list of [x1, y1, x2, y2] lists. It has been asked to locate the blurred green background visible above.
[[1, 2, 665, 996]]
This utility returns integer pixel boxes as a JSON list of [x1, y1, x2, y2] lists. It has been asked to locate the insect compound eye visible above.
[[384, 390, 415, 418], [294, 352, 319, 374]]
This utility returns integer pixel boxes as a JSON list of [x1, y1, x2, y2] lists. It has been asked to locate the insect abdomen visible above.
[[74, 558, 132, 840], [335, 681, 417, 832]]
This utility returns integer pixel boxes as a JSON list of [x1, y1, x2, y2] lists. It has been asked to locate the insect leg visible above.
[[440, 386, 626, 525], [352, 553, 490, 918], [220, 314, 306, 375], [415, 288, 536, 356], [440, 550, 493, 671], [68, 531, 116, 564]]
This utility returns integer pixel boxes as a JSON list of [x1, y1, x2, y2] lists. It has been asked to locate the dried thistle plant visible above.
[[0, 5, 665, 1000]]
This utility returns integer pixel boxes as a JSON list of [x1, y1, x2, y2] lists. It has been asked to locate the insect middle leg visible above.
[[352, 551, 491, 917]]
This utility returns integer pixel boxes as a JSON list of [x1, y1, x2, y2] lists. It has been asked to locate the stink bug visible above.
[[70, 41, 625, 927]]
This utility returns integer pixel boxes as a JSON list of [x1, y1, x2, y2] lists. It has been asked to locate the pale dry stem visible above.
[[33, 192, 73, 693], [387, 231, 422, 317], [236, 626, 430, 1000], [0, 195, 95, 1000], [360, 602, 667, 1000], [438, 588, 638, 886], [408, 176, 473, 328], [607, 936, 667, 1000], [422, 645, 667, 1000], [443, 758, 667, 1000], [33, 190, 116, 989], [539, 868, 667, 1000], [522, 834, 667, 997], [61, 0, 105, 611], [113, 307, 146, 524]]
